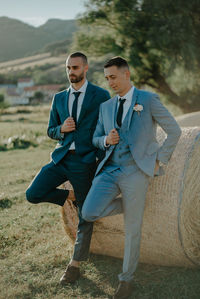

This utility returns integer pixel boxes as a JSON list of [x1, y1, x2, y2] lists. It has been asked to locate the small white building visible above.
[[23, 84, 62, 102], [6, 88, 29, 106], [17, 78, 34, 91], [0, 84, 16, 89]]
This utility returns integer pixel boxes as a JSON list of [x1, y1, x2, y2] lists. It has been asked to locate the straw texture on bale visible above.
[[61, 127, 200, 267], [176, 111, 200, 127]]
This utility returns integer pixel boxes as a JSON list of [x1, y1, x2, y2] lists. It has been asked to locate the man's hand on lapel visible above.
[[61, 117, 76, 133], [106, 129, 120, 145]]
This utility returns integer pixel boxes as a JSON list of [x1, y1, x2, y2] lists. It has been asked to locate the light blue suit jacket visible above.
[[93, 88, 181, 177]]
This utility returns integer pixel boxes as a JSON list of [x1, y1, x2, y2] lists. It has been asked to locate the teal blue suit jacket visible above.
[[93, 88, 181, 177], [47, 82, 110, 164]]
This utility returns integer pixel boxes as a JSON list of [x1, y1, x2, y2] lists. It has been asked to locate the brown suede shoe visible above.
[[60, 265, 80, 284], [113, 281, 134, 299]]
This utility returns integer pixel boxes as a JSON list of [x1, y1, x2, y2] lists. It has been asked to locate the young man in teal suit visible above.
[[26, 52, 110, 283], [82, 57, 181, 298]]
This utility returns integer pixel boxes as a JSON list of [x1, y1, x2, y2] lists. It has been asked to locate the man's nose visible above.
[[108, 79, 112, 86]]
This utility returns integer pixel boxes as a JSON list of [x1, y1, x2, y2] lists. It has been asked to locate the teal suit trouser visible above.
[[26, 152, 96, 261]]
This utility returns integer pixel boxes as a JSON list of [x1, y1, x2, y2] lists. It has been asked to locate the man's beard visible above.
[[69, 72, 84, 83]]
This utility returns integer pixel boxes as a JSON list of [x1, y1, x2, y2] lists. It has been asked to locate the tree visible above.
[[0, 94, 9, 110], [75, 0, 200, 112], [0, 94, 4, 103], [34, 91, 44, 101]]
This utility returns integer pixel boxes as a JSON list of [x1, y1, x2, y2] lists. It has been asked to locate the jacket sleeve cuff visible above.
[[57, 125, 64, 140]]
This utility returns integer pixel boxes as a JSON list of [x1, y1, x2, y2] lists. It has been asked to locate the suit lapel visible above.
[[111, 96, 118, 129], [64, 88, 70, 117], [77, 82, 95, 125], [127, 87, 139, 128]]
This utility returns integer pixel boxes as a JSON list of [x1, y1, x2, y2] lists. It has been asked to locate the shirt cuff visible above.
[[104, 136, 110, 148]]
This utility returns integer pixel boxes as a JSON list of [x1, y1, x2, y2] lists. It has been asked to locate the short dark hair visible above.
[[68, 52, 88, 64], [104, 56, 129, 69]]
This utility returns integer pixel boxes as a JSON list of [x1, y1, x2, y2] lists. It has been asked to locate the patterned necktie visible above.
[[72, 91, 81, 124], [116, 98, 126, 127]]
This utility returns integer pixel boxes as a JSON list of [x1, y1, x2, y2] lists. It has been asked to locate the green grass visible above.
[[0, 106, 200, 299]]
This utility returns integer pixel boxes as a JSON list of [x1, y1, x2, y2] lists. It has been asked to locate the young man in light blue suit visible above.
[[26, 52, 110, 284], [82, 56, 181, 299]]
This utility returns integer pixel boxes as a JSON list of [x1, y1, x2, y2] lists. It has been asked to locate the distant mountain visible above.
[[0, 17, 78, 62], [39, 19, 77, 40]]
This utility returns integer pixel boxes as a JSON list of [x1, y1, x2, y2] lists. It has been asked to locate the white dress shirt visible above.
[[68, 80, 88, 150], [104, 86, 134, 147]]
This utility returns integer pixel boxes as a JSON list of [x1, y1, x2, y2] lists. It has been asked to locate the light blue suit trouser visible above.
[[82, 165, 149, 282]]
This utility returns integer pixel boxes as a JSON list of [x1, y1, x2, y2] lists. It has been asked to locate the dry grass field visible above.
[[0, 53, 66, 73], [0, 105, 199, 299]]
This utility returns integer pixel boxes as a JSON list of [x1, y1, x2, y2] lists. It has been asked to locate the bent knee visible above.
[[82, 207, 97, 222], [25, 188, 41, 204]]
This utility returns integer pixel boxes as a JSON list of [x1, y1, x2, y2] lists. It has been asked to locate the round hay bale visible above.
[[61, 127, 200, 267], [176, 111, 200, 127]]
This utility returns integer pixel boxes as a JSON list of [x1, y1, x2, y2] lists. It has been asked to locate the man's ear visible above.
[[125, 69, 131, 79], [84, 64, 89, 72]]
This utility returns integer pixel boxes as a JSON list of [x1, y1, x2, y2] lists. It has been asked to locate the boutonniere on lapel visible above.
[[133, 104, 143, 116]]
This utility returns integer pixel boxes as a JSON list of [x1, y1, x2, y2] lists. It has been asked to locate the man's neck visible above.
[[71, 79, 86, 91], [118, 83, 133, 97]]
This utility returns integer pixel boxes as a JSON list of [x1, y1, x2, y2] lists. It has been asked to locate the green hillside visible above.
[[0, 17, 78, 62], [39, 18, 77, 40]]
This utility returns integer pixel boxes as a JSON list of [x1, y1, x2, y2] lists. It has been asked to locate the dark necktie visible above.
[[116, 98, 126, 127], [72, 91, 81, 124]]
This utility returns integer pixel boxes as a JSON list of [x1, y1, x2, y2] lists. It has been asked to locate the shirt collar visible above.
[[70, 80, 88, 94], [117, 86, 134, 102]]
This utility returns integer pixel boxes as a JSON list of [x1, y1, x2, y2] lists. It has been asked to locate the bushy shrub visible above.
[[7, 135, 37, 149], [0, 135, 37, 151]]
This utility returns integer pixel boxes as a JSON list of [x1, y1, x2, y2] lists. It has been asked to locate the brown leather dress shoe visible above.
[[113, 281, 134, 299], [60, 265, 80, 284]]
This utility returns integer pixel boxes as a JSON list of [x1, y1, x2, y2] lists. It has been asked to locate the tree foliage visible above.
[[0, 94, 4, 103], [34, 91, 44, 100], [76, 0, 200, 112]]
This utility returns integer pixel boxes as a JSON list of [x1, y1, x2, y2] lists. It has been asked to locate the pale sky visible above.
[[0, 0, 86, 26]]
